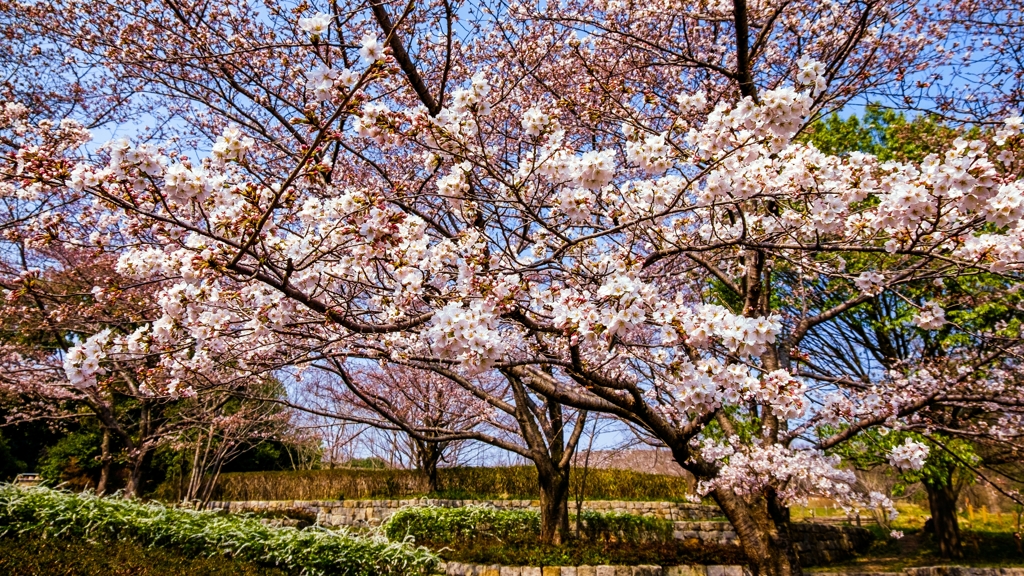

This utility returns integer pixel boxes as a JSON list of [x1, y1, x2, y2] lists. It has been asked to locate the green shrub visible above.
[[385, 505, 541, 546], [39, 429, 103, 489], [577, 511, 674, 544], [344, 457, 390, 469], [0, 484, 438, 576], [384, 505, 675, 548], [212, 465, 690, 502]]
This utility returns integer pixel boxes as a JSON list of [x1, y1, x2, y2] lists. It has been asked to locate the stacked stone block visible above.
[[788, 522, 874, 566], [672, 521, 738, 545], [440, 564, 749, 576]]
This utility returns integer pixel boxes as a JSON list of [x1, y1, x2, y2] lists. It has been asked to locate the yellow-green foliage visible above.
[[211, 466, 690, 502]]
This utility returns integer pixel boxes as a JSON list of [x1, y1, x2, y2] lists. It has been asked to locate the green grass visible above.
[[0, 485, 439, 576], [0, 534, 295, 576], [210, 466, 692, 502]]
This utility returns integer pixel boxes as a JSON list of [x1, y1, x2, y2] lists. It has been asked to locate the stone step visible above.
[[440, 563, 749, 576]]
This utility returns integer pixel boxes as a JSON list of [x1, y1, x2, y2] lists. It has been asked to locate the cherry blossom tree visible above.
[[0, 106, 285, 497], [172, 382, 296, 506], [5, 0, 1024, 572], [797, 107, 1024, 558], [297, 363, 489, 492], [295, 360, 589, 544]]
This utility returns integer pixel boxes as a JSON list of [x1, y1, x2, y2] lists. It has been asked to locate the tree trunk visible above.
[[96, 428, 112, 496], [414, 439, 442, 494], [124, 447, 150, 498], [537, 465, 571, 545], [713, 487, 799, 576], [423, 453, 439, 494], [925, 478, 962, 559]]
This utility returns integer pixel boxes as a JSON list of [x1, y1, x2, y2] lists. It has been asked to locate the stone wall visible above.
[[206, 498, 722, 527], [206, 498, 872, 567], [672, 521, 738, 546], [669, 521, 872, 567], [789, 522, 874, 567]]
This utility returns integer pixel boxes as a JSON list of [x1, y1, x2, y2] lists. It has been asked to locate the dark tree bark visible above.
[[712, 487, 799, 576], [124, 450, 146, 497], [123, 402, 153, 498], [925, 474, 963, 559], [536, 459, 571, 545], [508, 372, 583, 545], [96, 427, 112, 496], [414, 438, 443, 493]]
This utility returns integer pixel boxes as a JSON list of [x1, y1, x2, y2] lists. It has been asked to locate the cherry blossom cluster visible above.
[[211, 126, 255, 164], [888, 438, 930, 471], [298, 12, 331, 36], [624, 130, 673, 175], [912, 301, 947, 330], [695, 438, 856, 505], [359, 33, 385, 65], [305, 65, 359, 103], [796, 56, 827, 96], [424, 301, 506, 372], [63, 329, 111, 389]]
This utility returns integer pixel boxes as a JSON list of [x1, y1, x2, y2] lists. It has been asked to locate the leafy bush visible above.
[[212, 465, 690, 502], [39, 429, 103, 489], [384, 505, 674, 548], [385, 505, 541, 546], [0, 484, 438, 576], [577, 511, 674, 544], [0, 432, 27, 482], [0, 533, 294, 575]]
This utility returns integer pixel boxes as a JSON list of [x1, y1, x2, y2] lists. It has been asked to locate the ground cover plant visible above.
[[0, 534, 295, 576], [0, 485, 438, 576], [385, 506, 543, 546], [212, 466, 692, 502]]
